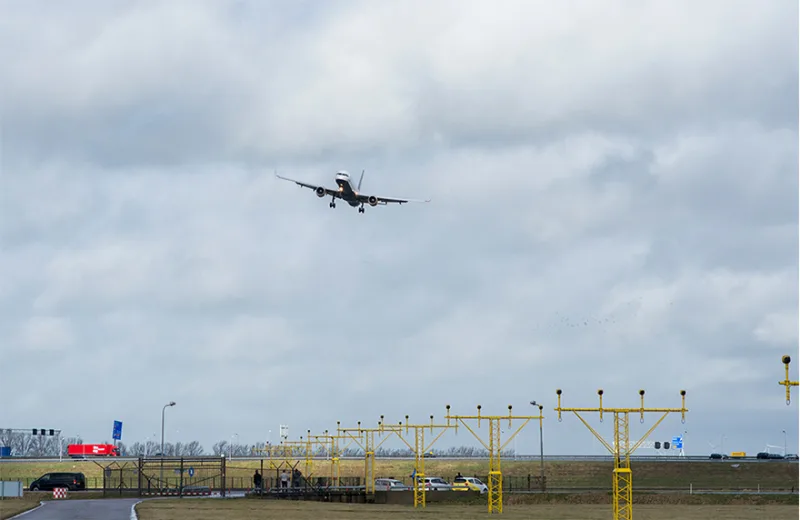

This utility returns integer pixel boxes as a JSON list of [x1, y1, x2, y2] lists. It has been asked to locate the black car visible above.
[[29, 472, 86, 491]]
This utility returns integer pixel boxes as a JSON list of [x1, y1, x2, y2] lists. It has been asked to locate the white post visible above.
[[690, 483, 692, 494]]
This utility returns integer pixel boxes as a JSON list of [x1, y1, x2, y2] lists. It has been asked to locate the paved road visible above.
[[13, 499, 141, 520]]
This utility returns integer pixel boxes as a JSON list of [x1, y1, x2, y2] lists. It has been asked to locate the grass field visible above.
[[0, 495, 42, 520], [2, 459, 797, 491], [135, 499, 799, 520]]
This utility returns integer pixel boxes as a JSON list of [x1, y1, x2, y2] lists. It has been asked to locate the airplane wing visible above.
[[356, 193, 431, 205], [274, 172, 340, 198]]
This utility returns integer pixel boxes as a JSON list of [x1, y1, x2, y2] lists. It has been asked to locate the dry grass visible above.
[[135, 499, 799, 520], [2, 459, 797, 491], [0, 495, 43, 520]]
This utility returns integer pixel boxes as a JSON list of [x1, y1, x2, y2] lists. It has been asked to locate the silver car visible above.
[[418, 476, 452, 491], [375, 478, 410, 491]]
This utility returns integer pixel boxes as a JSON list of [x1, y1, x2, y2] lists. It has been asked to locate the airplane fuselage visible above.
[[335, 172, 361, 207]]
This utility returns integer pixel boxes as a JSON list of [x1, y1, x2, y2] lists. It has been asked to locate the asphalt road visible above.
[[13, 498, 141, 520]]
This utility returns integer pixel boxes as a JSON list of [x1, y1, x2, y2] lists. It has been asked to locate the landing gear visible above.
[[329, 199, 336, 208], [358, 205, 365, 214]]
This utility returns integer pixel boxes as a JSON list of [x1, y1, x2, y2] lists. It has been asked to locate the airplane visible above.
[[275, 170, 430, 213]]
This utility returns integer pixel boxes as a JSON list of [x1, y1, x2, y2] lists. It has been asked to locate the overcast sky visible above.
[[1, 0, 798, 457]]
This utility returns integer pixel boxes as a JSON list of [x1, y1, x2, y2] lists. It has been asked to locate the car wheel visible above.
[[31, 485, 39, 491]]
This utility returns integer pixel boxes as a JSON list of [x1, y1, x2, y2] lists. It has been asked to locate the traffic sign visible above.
[[189, 467, 194, 477], [672, 436, 683, 449], [112, 421, 123, 441]]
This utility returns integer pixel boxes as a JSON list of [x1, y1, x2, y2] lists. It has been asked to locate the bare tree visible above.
[[212, 440, 228, 456], [184, 441, 204, 456]]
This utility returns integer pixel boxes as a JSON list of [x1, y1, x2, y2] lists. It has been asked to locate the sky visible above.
[[0, 0, 798, 458]]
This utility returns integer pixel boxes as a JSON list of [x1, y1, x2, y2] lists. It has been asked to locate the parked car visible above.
[[418, 477, 451, 491], [29, 472, 86, 491], [709, 453, 728, 459], [375, 478, 410, 491], [785, 453, 798, 460], [452, 476, 488, 493]]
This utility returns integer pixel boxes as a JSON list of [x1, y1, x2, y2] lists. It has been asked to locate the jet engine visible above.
[[315, 187, 326, 198], [368, 195, 379, 206]]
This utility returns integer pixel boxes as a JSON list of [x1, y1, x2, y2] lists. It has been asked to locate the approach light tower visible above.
[[380, 414, 457, 509], [444, 404, 543, 514], [337, 418, 398, 495], [779, 355, 798, 405], [555, 389, 687, 520], [308, 425, 351, 487]]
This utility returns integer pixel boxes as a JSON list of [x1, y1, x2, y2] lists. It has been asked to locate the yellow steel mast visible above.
[[445, 404, 542, 514], [308, 425, 351, 488], [281, 435, 314, 481], [555, 388, 687, 520], [381, 414, 457, 509], [337, 419, 396, 495], [779, 355, 798, 405]]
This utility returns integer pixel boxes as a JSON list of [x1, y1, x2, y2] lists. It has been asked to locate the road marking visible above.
[[7, 501, 45, 520]]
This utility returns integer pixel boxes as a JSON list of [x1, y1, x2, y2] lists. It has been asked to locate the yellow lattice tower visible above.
[[281, 435, 314, 480], [265, 443, 297, 469], [444, 404, 542, 514], [779, 355, 798, 405], [380, 414, 457, 508], [308, 424, 352, 487], [555, 388, 687, 520], [338, 419, 397, 495]]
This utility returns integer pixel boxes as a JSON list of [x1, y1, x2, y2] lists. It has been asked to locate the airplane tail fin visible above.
[[357, 169, 365, 191]]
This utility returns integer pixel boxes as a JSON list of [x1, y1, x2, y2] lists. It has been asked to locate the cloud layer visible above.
[[1, 0, 797, 456]]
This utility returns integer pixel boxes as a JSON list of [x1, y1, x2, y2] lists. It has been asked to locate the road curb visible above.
[[130, 499, 143, 520], [7, 501, 45, 520]]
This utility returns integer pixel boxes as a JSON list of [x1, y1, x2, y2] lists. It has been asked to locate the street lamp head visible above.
[[530, 400, 537, 406], [169, 401, 176, 406]]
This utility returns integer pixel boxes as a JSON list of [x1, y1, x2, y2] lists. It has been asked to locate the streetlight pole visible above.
[[782, 430, 787, 456], [161, 401, 176, 456], [530, 401, 544, 490], [230, 433, 238, 459]]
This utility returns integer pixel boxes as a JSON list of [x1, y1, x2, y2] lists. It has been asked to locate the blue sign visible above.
[[112, 420, 123, 441], [189, 467, 194, 477], [672, 436, 683, 449]]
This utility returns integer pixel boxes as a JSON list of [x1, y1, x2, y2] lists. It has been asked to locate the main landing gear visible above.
[[358, 205, 365, 214], [330, 197, 336, 208]]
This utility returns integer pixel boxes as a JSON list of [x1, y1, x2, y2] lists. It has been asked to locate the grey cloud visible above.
[[1, 1, 797, 455], [1, 1, 796, 168]]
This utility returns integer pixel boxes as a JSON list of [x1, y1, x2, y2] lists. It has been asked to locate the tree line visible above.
[[0, 431, 514, 458]]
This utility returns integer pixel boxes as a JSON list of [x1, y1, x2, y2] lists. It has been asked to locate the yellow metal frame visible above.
[[555, 389, 688, 520], [337, 419, 397, 495], [308, 424, 352, 488], [381, 414, 457, 508], [445, 404, 543, 514], [280, 434, 316, 483], [779, 355, 798, 405]]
